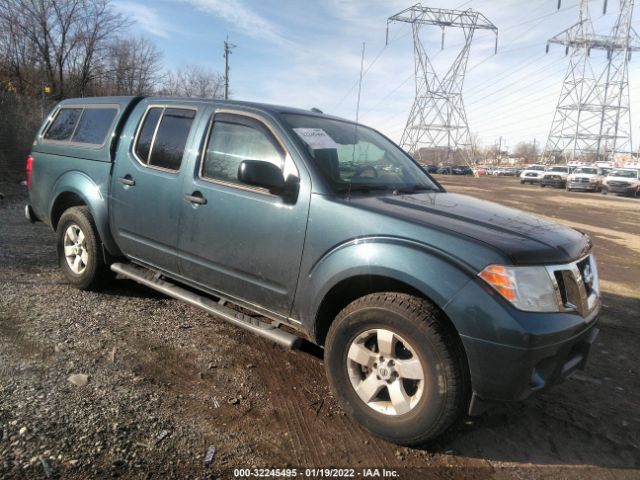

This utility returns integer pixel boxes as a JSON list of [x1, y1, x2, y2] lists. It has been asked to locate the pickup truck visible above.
[[540, 165, 572, 188], [25, 96, 600, 446], [601, 168, 640, 196]]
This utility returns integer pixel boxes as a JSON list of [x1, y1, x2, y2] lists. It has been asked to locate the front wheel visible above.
[[56, 206, 112, 290], [324, 293, 468, 446]]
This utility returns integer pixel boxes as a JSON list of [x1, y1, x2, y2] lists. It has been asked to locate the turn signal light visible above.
[[478, 264, 517, 301]]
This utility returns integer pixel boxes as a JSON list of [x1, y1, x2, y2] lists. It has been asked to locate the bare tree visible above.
[[102, 36, 163, 95], [161, 65, 224, 99], [0, 0, 127, 98], [513, 141, 539, 164]]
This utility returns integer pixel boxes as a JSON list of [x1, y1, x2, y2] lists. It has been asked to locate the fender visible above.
[[48, 171, 122, 256], [299, 236, 479, 336]]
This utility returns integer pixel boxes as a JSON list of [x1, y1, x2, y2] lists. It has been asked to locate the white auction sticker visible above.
[[293, 128, 338, 150]]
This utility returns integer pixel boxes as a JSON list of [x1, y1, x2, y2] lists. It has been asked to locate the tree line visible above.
[[0, 0, 225, 100]]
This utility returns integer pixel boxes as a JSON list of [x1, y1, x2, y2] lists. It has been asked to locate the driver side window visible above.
[[202, 120, 283, 184]]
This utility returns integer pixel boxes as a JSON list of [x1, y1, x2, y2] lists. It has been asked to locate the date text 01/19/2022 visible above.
[[232, 467, 399, 478]]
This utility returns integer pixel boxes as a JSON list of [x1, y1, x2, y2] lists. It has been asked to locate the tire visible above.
[[324, 293, 468, 446], [56, 206, 112, 290], [520, 180, 524, 184], [540, 184, 546, 188]]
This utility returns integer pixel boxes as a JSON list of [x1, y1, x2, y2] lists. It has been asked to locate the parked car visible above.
[[601, 168, 640, 197], [419, 163, 438, 173], [451, 165, 473, 175], [436, 166, 452, 174], [25, 96, 600, 446], [519, 164, 546, 184], [540, 165, 571, 188], [566, 166, 605, 192]]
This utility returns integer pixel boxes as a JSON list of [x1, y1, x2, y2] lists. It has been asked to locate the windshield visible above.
[[547, 166, 568, 172], [529, 165, 545, 171], [573, 167, 598, 174], [609, 169, 638, 178], [282, 113, 439, 193]]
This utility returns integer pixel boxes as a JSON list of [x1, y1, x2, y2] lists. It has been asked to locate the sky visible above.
[[111, 0, 640, 153]]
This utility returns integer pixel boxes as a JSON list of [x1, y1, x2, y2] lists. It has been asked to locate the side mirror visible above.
[[238, 160, 298, 196]]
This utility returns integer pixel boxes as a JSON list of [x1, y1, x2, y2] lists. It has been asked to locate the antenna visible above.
[[355, 42, 366, 124]]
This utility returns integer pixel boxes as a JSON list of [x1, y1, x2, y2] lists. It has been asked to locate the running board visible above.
[[110, 262, 301, 349]]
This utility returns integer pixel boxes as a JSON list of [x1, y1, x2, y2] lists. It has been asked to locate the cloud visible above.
[[178, 0, 288, 47], [112, 1, 173, 38]]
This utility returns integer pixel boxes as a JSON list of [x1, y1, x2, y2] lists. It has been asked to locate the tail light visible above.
[[26, 155, 33, 190]]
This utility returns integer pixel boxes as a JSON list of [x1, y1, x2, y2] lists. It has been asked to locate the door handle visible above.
[[118, 176, 135, 186], [184, 192, 207, 205]]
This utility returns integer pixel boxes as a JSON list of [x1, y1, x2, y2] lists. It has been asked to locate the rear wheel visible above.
[[56, 207, 112, 290], [324, 293, 468, 446]]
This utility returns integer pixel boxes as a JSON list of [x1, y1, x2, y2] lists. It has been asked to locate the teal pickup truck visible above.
[[26, 96, 600, 445]]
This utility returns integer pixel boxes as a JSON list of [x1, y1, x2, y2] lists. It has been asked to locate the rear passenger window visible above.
[[134, 108, 163, 163], [44, 108, 83, 141], [134, 107, 195, 171], [72, 108, 118, 144]]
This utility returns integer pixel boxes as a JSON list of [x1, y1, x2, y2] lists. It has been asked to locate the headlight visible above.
[[478, 264, 558, 312]]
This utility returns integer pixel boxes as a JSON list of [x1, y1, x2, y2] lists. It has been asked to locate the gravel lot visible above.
[[1, 175, 638, 479]]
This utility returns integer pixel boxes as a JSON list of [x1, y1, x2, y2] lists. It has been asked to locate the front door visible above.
[[111, 103, 199, 274], [178, 110, 310, 317]]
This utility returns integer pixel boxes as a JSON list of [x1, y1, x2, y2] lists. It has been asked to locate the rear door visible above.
[[110, 101, 200, 274], [178, 109, 310, 316]]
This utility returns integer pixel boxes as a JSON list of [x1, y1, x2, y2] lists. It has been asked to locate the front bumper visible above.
[[541, 177, 566, 187], [604, 184, 638, 195], [444, 277, 600, 406], [568, 181, 599, 190], [461, 314, 599, 405]]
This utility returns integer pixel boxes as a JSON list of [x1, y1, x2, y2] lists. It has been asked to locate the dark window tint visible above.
[[134, 108, 163, 163], [203, 121, 283, 183], [148, 108, 195, 171], [72, 108, 118, 145], [44, 108, 82, 141]]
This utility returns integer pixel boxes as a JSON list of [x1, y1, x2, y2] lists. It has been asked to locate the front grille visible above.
[[546, 175, 561, 180], [608, 181, 629, 188], [547, 255, 599, 317]]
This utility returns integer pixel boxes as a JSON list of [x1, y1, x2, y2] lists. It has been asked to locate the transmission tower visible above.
[[543, 0, 640, 164], [386, 4, 498, 165]]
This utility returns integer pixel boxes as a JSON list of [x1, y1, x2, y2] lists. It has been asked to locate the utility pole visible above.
[[386, 4, 498, 167], [497, 136, 502, 164], [223, 36, 236, 100], [543, 0, 640, 164]]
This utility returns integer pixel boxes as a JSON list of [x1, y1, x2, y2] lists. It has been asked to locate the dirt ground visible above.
[[0, 175, 638, 479]]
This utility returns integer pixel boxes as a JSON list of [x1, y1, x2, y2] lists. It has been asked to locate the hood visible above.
[[606, 175, 639, 183], [347, 192, 591, 266]]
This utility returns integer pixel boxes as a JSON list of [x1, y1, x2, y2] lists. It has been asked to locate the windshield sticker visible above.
[[293, 128, 338, 150]]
